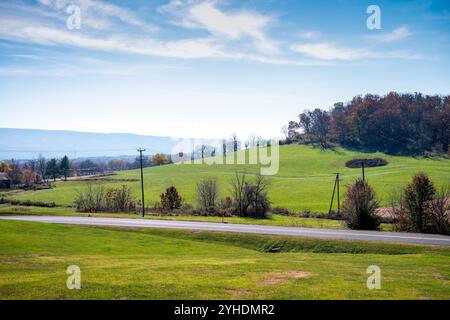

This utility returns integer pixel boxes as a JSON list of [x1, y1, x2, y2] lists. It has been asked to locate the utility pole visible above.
[[361, 160, 365, 181], [328, 173, 340, 216], [138, 148, 146, 217], [336, 173, 340, 215]]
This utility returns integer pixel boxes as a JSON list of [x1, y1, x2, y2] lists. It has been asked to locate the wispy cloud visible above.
[[290, 42, 421, 61], [37, 0, 158, 32], [0, 1, 423, 68], [159, 0, 278, 53], [365, 26, 412, 43], [297, 31, 320, 40]]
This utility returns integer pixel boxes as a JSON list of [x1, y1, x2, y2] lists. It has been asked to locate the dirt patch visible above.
[[260, 270, 312, 285], [227, 288, 252, 298]]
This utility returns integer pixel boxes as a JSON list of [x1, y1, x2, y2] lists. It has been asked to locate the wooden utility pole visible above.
[[336, 173, 340, 215], [362, 160, 365, 181], [137, 148, 146, 217], [328, 173, 340, 216]]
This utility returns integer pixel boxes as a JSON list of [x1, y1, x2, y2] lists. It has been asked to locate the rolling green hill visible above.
[[5, 145, 450, 212]]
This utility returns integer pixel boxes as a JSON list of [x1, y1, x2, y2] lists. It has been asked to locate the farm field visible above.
[[4, 145, 450, 213], [0, 220, 449, 300]]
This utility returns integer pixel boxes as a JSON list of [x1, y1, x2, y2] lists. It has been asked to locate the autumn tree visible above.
[[0, 162, 11, 173], [286, 92, 450, 155], [151, 153, 169, 166]]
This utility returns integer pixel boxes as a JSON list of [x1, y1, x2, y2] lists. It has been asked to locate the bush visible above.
[[429, 187, 450, 235], [74, 185, 106, 213], [0, 197, 56, 208], [403, 173, 436, 233], [271, 206, 291, 216], [393, 174, 449, 235], [219, 197, 234, 217], [74, 185, 136, 213], [342, 179, 380, 230], [160, 186, 182, 210], [196, 177, 219, 213], [105, 186, 136, 212]]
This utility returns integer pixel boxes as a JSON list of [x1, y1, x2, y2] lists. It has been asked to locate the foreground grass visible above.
[[5, 145, 450, 212], [0, 205, 394, 231], [0, 220, 449, 299]]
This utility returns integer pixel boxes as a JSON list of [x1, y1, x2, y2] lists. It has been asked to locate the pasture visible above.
[[5, 145, 449, 213]]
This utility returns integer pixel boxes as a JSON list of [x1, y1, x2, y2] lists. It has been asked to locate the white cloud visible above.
[[297, 31, 320, 40], [365, 26, 412, 42], [0, 2, 422, 67], [0, 15, 223, 59], [290, 42, 421, 61], [159, 1, 278, 53], [291, 42, 370, 60], [37, 0, 158, 32]]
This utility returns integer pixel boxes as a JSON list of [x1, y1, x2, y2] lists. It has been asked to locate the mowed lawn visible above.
[[5, 145, 450, 212], [0, 220, 449, 299]]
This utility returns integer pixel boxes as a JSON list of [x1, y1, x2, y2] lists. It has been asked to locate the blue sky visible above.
[[0, 0, 449, 139]]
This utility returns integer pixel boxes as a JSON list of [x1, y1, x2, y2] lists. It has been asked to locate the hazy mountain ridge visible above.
[[0, 128, 180, 160]]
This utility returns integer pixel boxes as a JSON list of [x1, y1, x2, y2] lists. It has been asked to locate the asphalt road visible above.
[[1, 215, 450, 246]]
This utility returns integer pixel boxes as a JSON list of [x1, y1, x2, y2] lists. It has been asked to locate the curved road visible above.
[[1, 215, 450, 246]]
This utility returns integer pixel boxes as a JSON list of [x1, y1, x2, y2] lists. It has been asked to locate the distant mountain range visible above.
[[0, 128, 182, 160]]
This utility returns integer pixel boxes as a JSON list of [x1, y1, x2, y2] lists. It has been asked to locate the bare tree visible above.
[[37, 155, 48, 184], [196, 177, 219, 212], [230, 171, 271, 218], [231, 171, 246, 215]]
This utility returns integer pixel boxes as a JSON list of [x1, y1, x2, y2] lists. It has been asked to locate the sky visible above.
[[0, 0, 449, 140]]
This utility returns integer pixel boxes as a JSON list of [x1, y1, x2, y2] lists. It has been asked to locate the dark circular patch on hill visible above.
[[346, 158, 388, 168]]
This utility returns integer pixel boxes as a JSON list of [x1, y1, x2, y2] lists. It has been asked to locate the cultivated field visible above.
[[4, 145, 450, 213], [0, 220, 449, 299]]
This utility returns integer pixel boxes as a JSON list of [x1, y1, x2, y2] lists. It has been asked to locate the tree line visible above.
[[284, 92, 450, 155], [0, 155, 71, 187]]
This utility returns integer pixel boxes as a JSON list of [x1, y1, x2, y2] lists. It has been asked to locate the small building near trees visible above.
[[0, 173, 11, 189]]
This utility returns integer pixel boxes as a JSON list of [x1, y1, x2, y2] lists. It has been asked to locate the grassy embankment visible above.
[[0, 220, 449, 299]]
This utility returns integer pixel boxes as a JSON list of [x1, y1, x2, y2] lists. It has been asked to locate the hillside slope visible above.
[[8, 145, 450, 212]]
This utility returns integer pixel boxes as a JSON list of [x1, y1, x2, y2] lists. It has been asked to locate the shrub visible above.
[[74, 185, 136, 213], [74, 185, 106, 213], [391, 175, 449, 235], [0, 198, 56, 208], [342, 179, 380, 230], [219, 197, 234, 217], [105, 185, 136, 213], [271, 206, 291, 216], [196, 177, 219, 213], [389, 190, 410, 232], [160, 186, 182, 210], [429, 187, 450, 235], [403, 172, 435, 233]]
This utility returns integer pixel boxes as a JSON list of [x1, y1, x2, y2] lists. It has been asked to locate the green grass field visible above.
[[4, 145, 450, 212], [0, 220, 449, 299]]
